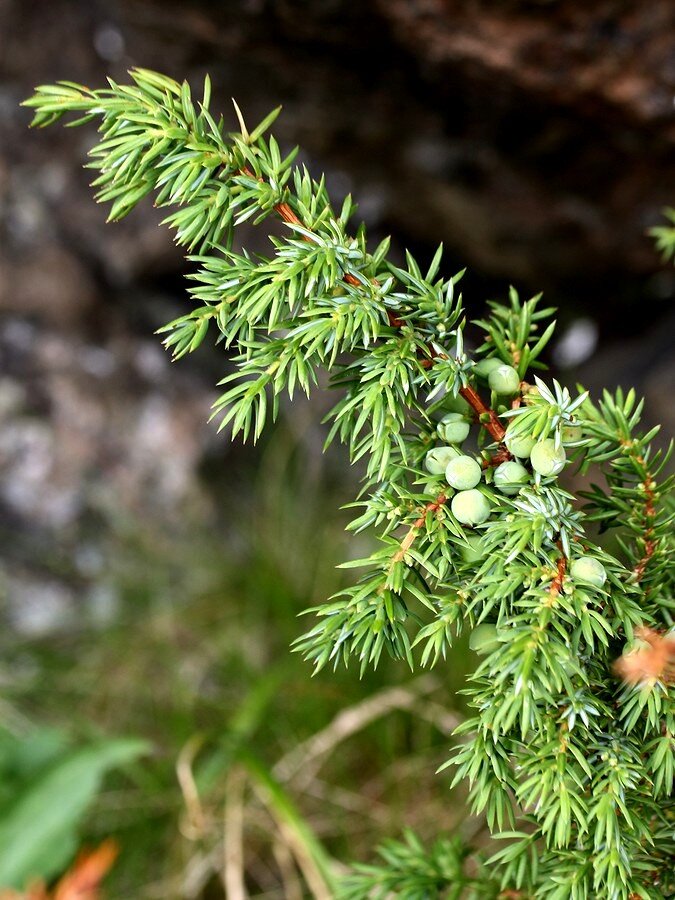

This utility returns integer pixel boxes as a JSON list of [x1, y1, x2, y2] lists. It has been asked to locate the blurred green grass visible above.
[[0, 423, 477, 897]]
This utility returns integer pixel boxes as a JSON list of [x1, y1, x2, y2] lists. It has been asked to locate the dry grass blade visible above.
[[242, 754, 335, 900], [274, 675, 444, 788], [176, 735, 207, 841], [222, 766, 247, 900], [271, 840, 303, 900]]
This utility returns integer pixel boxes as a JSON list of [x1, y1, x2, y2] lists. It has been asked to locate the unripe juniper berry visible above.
[[504, 427, 536, 459], [437, 412, 471, 444], [451, 489, 490, 525], [493, 460, 530, 495], [425, 446, 460, 476], [445, 455, 482, 490], [570, 556, 607, 588], [469, 623, 500, 654], [530, 439, 566, 476], [444, 394, 471, 416], [459, 534, 486, 564], [473, 357, 503, 380], [562, 424, 583, 444], [488, 364, 520, 395]]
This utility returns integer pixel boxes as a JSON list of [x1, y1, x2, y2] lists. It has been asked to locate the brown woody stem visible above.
[[459, 384, 508, 445], [274, 200, 302, 227], [481, 447, 513, 470], [264, 175, 363, 290], [541, 539, 567, 603], [391, 493, 447, 565], [549, 553, 567, 598]]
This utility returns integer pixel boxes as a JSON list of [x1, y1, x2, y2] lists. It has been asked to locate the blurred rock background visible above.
[[0, 0, 674, 894]]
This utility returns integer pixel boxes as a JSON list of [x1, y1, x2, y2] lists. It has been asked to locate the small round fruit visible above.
[[444, 393, 471, 415], [504, 428, 536, 459], [530, 439, 566, 476], [469, 624, 500, 654], [437, 412, 471, 444], [562, 424, 583, 444], [460, 534, 486, 564], [570, 556, 607, 588], [493, 460, 529, 495], [488, 364, 520, 395], [445, 455, 482, 490], [473, 357, 503, 380], [451, 489, 490, 525], [425, 446, 460, 476]]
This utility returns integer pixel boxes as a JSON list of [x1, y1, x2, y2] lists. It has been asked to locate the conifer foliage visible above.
[[25, 71, 674, 898]]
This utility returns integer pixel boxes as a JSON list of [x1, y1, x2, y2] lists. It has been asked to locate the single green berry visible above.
[[425, 446, 460, 475], [469, 624, 500, 654], [488, 364, 520, 395], [444, 393, 471, 416], [473, 357, 503, 380], [504, 427, 536, 459], [437, 412, 471, 444], [562, 424, 583, 444], [530, 439, 566, 476], [445, 455, 482, 490], [451, 489, 490, 525], [570, 556, 607, 588], [459, 534, 486, 564], [493, 460, 530, 495]]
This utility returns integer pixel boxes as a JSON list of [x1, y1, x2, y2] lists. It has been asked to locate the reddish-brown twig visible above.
[[391, 493, 448, 565], [549, 554, 567, 598], [458, 384, 506, 444], [482, 447, 513, 470], [543, 540, 567, 603]]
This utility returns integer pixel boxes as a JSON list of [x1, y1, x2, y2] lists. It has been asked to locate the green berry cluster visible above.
[[474, 357, 521, 396], [424, 365, 584, 533]]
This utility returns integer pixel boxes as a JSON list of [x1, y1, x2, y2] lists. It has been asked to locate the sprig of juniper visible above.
[[339, 831, 502, 900], [24, 71, 674, 899], [650, 208, 675, 262]]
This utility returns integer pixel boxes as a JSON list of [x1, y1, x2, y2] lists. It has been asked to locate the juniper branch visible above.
[[24, 70, 675, 900]]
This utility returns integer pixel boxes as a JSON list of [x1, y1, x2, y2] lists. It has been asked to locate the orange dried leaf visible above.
[[0, 842, 117, 900], [614, 627, 675, 686], [52, 840, 118, 900]]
